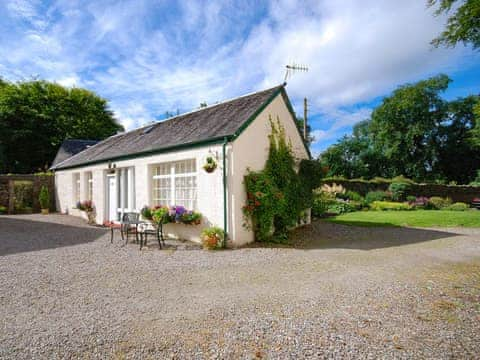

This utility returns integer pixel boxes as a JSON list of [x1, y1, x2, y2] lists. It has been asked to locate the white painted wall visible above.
[[230, 93, 310, 246]]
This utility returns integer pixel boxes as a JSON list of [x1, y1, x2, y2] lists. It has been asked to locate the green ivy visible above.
[[243, 117, 313, 242]]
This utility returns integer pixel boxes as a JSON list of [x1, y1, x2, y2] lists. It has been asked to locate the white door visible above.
[[107, 175, 117, 221]]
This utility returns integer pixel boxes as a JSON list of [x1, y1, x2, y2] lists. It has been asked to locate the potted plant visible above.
[[201, 226, 224, 250], [181, 210, 202, 225], [203, 156, 217, 173], [39, 186, 50, 215], [152, 206, 170, 225], [77, 200, 95, 224]]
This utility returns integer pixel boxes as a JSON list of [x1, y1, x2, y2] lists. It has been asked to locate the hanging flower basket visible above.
[[203, 156, 217, 173]]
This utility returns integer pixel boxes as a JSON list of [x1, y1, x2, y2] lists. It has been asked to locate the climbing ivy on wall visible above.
[[243, 117, 317, 242]]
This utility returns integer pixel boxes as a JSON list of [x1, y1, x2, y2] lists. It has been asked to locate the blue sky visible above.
[[1, 0, 479, 157]]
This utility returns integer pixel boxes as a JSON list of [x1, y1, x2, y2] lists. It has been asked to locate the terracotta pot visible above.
[[202, 235, 218, 250], [41, 208, 49, 215]]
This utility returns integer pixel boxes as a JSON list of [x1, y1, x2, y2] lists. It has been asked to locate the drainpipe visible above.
[[222, 137, 228, 248]]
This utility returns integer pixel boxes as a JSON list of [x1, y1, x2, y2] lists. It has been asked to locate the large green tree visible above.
[[0, 79, 123, 173], [369, 75, 450, 181], [320, 75, 480, 183], [429, 0, 480, 49]]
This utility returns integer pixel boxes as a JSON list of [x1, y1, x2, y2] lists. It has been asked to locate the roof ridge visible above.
[[127, 84, 285, 133]]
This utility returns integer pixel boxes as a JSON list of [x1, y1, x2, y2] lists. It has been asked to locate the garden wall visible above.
[[320, 178, 480, 203], [0, 174, 55, 214]]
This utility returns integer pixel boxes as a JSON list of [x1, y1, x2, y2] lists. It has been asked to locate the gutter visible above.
[[222, 137, 228, 248]]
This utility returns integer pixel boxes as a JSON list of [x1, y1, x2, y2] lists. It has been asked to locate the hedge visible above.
[[320, 178, 480, 203]]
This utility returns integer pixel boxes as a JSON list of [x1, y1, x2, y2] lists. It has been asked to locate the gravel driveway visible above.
[[1, 214, 479, 359]]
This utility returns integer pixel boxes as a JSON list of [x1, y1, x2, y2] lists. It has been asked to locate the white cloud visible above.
[[0, 0, 478, 137]]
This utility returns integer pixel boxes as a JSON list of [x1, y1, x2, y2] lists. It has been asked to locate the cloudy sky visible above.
[[1, 0, 479, 156]]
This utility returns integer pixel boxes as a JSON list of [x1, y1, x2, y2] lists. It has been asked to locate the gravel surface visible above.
[[0, 214, 479, 359]]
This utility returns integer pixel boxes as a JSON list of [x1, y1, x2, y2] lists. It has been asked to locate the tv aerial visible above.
[[284, 63, 309, 83]]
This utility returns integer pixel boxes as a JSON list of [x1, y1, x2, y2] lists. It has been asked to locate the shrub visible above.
[[312, 191, 336, 217], [0, 206, 6, 214], [427, 196, 452, 210], [201, 226, 224, 249], [327, 201, 357, 215], [181, 210, 202, 225], [13, 180, 33, 213], [152, 206, 171, 224], [388, 181, 411, 201], [369, 201, 412, 211], [406, 195, 416, 203], [39, 186, 49, 209], [446, 202, 469, 211], [140, 206, 153, 220], [320, 183, 346, 197], [365, 191, 389, 204], [337, 190, 363, 202]]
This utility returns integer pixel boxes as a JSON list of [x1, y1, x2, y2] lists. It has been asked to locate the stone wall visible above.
[[0, 174, 55, 214]]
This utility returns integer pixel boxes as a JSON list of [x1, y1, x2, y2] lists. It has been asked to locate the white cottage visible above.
[[51, 85, 310, 247]]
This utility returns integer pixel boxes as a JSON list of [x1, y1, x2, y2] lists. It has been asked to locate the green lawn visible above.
[[325, 210, 480, 228]]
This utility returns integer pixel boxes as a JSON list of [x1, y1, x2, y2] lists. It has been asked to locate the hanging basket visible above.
[[202, 156, 218, 173]]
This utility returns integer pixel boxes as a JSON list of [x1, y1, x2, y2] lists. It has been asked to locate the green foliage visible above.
[[388, 181, 412, 201], [469, 170, 480, 186], [38, 186, 49, 209], [181, 211, 202, 225], [327, 210, 480, 227], [406, 195, 417, 203], [243, 118, 310, 242], [429, 0, 480, 49], [0, 205, 6, 214], [152, 207, 170, 224], [447, 202, 470, 211], [427, 196, 453, 209], [319, 75, 480, 184], [13, 181, 33, 213], [345, 190, 363, 202], [312, 191, 337, 217], [141, 206, 153, 220], [298, 159, 324, 193], [201, 226, 224, 249], [0, 79, 123, 173], [365, 191, 390, 204], [369, 201, 412, 211], [327, 202, 357, 214]]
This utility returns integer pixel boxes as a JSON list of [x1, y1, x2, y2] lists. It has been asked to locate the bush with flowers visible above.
[[243, 118, 313, 242], [140, 205, 202, 225]]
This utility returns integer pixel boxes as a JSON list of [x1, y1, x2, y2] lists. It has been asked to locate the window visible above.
[[86, 172, 93, 201], [152, 159, 197, 209], [73, 173, 80, 204]]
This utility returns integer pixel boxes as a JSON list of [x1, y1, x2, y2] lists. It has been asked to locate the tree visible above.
[[435, 95, 480, 183], [0, 79, 123, 173], [369, 74, 450, 181], [429, 0, 480, 49], [295, 117, 314, 146], [319, 74, 480, 183]]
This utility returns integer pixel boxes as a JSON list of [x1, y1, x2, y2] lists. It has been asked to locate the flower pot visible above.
[[41, 208, 49, 215], [86, 211, 96, 225], [202, 235, 218, 250], [204, 166, 216, 173]]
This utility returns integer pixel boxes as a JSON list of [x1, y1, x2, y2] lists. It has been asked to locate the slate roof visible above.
[[52, 85, 286, 170], [51, 139, 99, 168]]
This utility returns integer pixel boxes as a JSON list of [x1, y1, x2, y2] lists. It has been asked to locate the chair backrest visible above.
[[122, 212, 139, 224]]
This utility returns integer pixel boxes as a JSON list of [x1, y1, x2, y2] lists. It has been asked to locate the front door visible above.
[[107, 175, 117, 221]]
